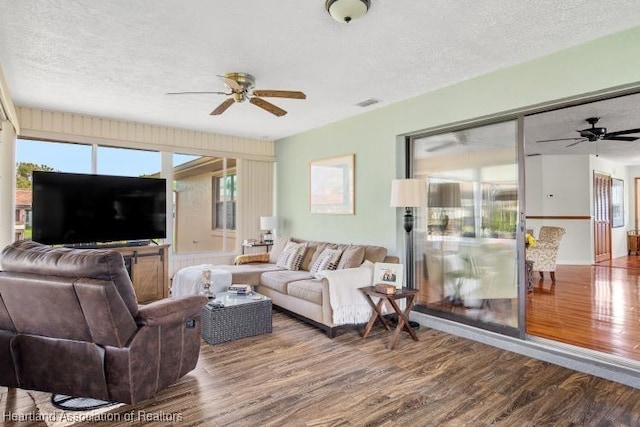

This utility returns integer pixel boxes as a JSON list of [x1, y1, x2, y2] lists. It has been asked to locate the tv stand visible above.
[[65, 240, 151, 249], [110, 244, 170, 304]]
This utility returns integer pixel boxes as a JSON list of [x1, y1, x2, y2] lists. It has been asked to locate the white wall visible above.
[[526, 154, 631, 264], [525, 155, 592, 264]]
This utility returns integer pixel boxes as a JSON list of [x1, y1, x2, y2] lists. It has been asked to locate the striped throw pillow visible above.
[[276, 242, 307, 271], [310, 248, 343, 278]]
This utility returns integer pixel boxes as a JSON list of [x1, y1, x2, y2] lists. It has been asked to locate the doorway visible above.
[[593, 171, 612, 263], [524, 90, 640, 363]]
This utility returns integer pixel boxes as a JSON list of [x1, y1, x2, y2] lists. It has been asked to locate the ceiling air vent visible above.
[[356, 98, 380, 108]]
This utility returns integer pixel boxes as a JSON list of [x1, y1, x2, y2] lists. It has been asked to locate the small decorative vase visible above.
[[200, 269, 214, 299]]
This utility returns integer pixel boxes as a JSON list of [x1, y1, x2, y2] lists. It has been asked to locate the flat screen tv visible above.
[[32, 171, 167, 246]]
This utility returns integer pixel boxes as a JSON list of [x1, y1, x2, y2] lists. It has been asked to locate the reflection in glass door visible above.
[[411, 120, 520, 334]]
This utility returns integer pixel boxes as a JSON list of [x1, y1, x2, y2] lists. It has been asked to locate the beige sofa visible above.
[[217, 237, 399, 337]]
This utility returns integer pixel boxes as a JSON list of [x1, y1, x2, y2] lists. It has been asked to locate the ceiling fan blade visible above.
[[210, 98, 235, 115], [426, 141, 457, 152], [223, 78, 242, 92], [216, 74, 243, 91], [604, 135, 639, 142], [566, 139, 587, 147], [606, 128, 640, 137], [579, 130, 597, 138], [250, 97, 287, 117], [252, 90, 306, 99], [165, 91, 230, 95], [536, 137, 584, 143]]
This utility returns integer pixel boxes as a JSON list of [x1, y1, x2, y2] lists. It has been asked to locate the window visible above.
[[97, 145, 160, 177], [172, 155, 236, 253], [15, 139, 93, 241], [214, 174, 237, 230], [412, 119, 519, 333]]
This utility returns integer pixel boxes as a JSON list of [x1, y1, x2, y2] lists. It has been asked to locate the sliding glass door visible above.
[[411, 119, 521, 334]]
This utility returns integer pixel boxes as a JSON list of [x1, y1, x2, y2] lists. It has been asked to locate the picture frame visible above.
[[309, 154, 355, 214], [373, 262, 404, 288], [612, 178, 624, 228]]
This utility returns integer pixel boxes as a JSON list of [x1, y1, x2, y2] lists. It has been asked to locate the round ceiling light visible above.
[[325, 0, 371, 24]]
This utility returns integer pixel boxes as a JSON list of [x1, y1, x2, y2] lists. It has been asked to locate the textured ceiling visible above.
[[0, 1, 639, 141]]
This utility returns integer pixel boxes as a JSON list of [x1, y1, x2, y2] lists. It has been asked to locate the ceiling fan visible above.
[[165, 72, 306, 117], [536, 117, 640, 147]]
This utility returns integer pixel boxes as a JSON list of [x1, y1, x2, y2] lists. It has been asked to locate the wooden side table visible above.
[[359, 286, 419, 350]]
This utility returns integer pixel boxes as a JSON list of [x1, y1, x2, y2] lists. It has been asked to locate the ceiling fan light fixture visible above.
[[326, 0, 370, 24]]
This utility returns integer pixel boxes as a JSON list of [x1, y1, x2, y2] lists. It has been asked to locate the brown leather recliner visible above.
[[0, 240, 208, 404]]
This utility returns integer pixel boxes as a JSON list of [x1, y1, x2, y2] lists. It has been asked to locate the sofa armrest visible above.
[[136, 295, 208, 326], [317, 261, 376, 325], [234, 252, 270, 265]]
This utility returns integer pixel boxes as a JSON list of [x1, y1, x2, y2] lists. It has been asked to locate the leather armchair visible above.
[[0, 240, 208, 404], [525, 226, 566, 282]]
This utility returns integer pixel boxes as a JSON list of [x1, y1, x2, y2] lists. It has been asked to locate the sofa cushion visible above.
[[287, 279, 323, 305], [363, 245, 388, 263], [298, 241, 321, 271], [337, 245, 366, 269], [269, 236, 291, 264], [276, 242, 307, 271], [310, 248, 342, 278], [215, 264, 285, 287], [260, 270, 313, 294]]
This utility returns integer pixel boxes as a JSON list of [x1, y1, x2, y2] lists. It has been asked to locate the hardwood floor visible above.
[[417, 255, 640, 363], [527, 261, 640, 361], [4, 311, 640, 426]]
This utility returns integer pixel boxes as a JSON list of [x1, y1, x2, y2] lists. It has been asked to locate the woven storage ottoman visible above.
[[201, 291, 272, 344]]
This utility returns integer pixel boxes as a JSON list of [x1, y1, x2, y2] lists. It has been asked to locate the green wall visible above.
[[275, 27, 640, 256]]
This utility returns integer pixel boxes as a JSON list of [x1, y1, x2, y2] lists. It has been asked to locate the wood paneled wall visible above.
[[10, 106, 276, 267], [15, 106, 275, 161]]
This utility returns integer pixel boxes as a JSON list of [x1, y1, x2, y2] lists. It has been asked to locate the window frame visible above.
[[212, 171, 237, 231]]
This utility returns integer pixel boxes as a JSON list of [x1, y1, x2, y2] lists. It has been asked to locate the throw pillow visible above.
[[337, 245, 365, 269], [310, 248, 343, 278], [269, 236, 291, 264], [276, 242, 307, 271]]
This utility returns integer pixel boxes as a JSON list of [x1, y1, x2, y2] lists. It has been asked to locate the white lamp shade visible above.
[[260, 216, 277, 230], [390, 179, 427, 207], [326, 0, 370, 23]]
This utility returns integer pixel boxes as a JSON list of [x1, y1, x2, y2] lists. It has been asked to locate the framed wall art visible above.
[[309, 154, 355, 214]]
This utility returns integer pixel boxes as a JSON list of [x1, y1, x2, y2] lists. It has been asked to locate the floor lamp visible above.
[[390, 179, 427, 289]]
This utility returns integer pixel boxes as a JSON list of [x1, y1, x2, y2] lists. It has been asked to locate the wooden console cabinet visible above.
[[628, 230, 640, 256], [112, 244, 170, 303]]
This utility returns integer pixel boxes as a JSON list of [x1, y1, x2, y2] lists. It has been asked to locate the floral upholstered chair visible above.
[[525, 226, 566, 283]]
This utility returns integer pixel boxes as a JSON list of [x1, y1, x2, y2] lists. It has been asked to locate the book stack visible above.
[[228, 284, 252, 295], [374, 283, 396, 295]]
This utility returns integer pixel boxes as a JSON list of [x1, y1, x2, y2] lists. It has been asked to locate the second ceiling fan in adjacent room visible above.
[[536, 117, 640, 147]]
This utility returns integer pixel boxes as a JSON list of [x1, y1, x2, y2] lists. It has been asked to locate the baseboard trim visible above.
[[410, 311, 640, 389]]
